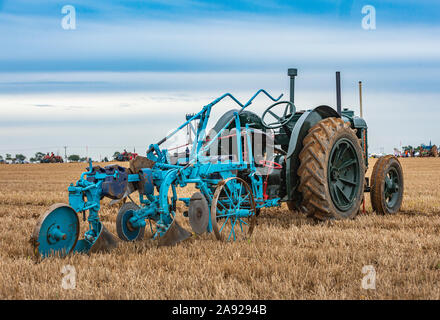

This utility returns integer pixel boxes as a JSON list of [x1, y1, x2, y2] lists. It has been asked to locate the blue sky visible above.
[[1, 0, 440, 72], [0, 0, 439, 159]]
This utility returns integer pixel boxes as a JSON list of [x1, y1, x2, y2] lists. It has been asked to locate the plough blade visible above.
[[73, 222, 118, 254], [89, 223, 118, 253], [158, 219, 192, 247]]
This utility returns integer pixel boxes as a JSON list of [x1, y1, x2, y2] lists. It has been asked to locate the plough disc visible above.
[[116, 202, 145, 241], [30, 203, 79, 258], [188, 192, 209, 235]]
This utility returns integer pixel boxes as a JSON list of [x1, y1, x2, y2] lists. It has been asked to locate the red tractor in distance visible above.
[[115, 150, 138, 162], [41, 152, 64, 163]]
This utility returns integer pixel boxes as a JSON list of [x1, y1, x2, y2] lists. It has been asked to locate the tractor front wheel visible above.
[[370, 155, 404, 214], [298, 117, 365, 220]]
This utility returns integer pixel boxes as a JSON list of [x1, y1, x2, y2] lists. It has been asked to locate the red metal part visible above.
[[259, 160, 282, 170], [263, 180, 268, 200]]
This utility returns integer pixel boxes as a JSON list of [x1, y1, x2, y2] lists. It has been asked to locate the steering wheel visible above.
[[259, 160, 282, 170], [261, 101, 295, 129]]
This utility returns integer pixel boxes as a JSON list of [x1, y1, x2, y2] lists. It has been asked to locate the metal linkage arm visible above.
[[147, 90, 283, 155], [80, 158, 94, 180], [196, 90, 283, 159], [241, 89, 283, 110]]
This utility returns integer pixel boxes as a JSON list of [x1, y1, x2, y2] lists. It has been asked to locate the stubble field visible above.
[[0, 157, 439, 299]]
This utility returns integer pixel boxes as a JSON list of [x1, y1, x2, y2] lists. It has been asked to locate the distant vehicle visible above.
[[416, 143, 438, 157], [41, 153, 64, 163], [115, 150, 138, 162], [370, 153, 386, 158]]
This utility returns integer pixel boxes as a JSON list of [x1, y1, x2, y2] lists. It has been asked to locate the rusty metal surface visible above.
[[129, 156, 155, 174], [110, 156, 156, 206], [157, 219, 191, 247], [89, 223, 119, 253]]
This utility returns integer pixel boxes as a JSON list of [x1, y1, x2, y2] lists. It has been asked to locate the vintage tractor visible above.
[[115, 150, 138, 162], [30, 68, 404, 258], [416, 143, 438, 157], [41, 153, 64, 163]]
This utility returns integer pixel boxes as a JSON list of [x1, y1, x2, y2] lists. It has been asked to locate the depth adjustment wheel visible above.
[[30, 203, 80, 258], [211, 177, 257, 241], [116, 202, 145, 241], [370, 155, 404, 214], [298, 117, 365, 220]]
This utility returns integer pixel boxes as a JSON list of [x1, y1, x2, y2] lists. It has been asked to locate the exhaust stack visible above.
[[336, 71, 342, 116], [359, 81, 363, 118], [288, 68, 298, 104]]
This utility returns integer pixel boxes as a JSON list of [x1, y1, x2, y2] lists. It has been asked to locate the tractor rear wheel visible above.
[[432, 145, 438, 157], [298, 117, 365, 220], [370, 155, 404, 214]]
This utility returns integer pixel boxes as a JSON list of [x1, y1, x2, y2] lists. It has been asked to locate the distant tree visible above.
[[112, 151, 120, 160], [29, 157, 36, 163], [34, 152, 45, 162], [15, 154, 26, 162], [80, 157, 88, 162], [103, 156, 109, 162], [68, 154, 80, 162], [5, 154, 11, 161], [0, 155, 3, 161]]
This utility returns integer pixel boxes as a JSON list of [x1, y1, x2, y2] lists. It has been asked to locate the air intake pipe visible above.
[[288, 68, 297, 105], [336, 71, 342, 116]]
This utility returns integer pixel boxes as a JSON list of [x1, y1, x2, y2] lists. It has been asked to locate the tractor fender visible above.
[[285, 105, 340, 208], [211, 109, 264, 135]]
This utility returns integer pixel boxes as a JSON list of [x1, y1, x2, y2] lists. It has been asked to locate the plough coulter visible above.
[[30, 68, 404, 258]]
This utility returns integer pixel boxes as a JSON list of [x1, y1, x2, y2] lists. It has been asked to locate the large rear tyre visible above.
[[370, 155, 404, 214], [298, 117, 365, 220]]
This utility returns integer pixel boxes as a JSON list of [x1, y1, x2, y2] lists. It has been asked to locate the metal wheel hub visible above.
[[328, 138, 361, 212], [384, 168, 400, 207], [126, 219, 136, 232], [331, 169, 340, 181], [124, 210, 144, 233], [47, 224, 67, 244]]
